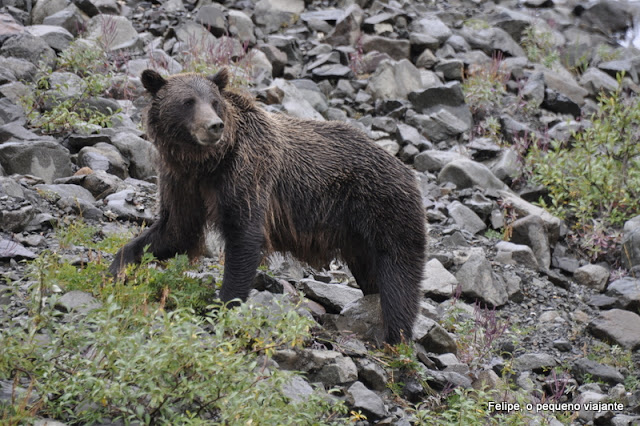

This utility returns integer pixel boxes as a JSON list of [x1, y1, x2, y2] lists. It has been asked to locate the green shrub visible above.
[[462, 57, 509, 116], [521, 25, 559, 68], [527, 79, 640, 230], [20, 40, 119, 135], [0, 299, 344, 425]]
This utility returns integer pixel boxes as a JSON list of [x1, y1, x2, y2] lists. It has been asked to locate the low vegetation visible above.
[[0, 221, 346, 425], [20, 39, 121, 135]]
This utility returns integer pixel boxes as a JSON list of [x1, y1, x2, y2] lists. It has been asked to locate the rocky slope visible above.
[[1, 0, 640, 424]]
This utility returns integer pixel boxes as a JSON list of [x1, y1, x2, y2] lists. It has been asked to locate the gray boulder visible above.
[[0, 140, 72, 183], [589, 309, 640, 350], [420, 258, 458, 298], [414, 150, 466, 173], [337, 294, 383, 342], [367, 59, 422, 101], [272, 79, 325, 120], [455, 248, 508, 307], [438, 159, 508, 191], [78, 142, 129, 179], [86, 15, 141, 52], [55, 290, 102, 314], [571, 358, 624, 385], [109, 133, 156, 181], [347, 381, 387, 420], [412, 315, 457, 354], [497, 191, 563, 245], [0, 238, 36, 259], [494, 241, 539, 269], [25, 24, 73, 51], [574, 264, 609, 291], [510, 215, 550, 270], [447, 201, 486, 235], [0, 32, 56, 67], [579, 67, 619, 96], [31, 0, 69, 25], [605, 278, 640, 311], [253, 0, 304, 34], [408, 82, 472, 131], [461, 26, 525, 58], [299, 279, 363, 313]]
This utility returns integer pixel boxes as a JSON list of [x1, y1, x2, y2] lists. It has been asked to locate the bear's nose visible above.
[[208, 121, 224, 133]]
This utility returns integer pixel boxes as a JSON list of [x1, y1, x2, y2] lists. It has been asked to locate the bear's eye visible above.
[[183, 98, 195, 107], [211, 100, 218, 108]]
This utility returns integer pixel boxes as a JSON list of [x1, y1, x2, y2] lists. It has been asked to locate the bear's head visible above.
[[141, 68, 230, 147]]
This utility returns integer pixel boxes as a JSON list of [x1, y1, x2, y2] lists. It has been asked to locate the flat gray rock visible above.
[[0, 238, 36, 259], [55, 290, 102, 314], [589, 309, 640, 350], [300, 279, 363, 313], [0, 140, 72, 184], [605, 278, 640, 310], [438, 159, 507, 192], [572, 358, 624, 385]]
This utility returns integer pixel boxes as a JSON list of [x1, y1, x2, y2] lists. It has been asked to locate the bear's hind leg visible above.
[[347, 253, 378, 296], [377, 253, 420, 345]]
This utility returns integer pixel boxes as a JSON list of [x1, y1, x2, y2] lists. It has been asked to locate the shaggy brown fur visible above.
[[110, 68, 427, 344]]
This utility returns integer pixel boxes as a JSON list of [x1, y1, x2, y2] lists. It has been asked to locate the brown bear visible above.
[[110, 68, 426, 344]]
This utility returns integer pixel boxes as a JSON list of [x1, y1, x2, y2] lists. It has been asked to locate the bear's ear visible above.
[[208, 67, 230, 91], [141, 70, 167, 95]]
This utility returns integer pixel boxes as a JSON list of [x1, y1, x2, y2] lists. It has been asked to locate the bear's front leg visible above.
[[109, 174, 207, 277], [219, 225, 265, 304]]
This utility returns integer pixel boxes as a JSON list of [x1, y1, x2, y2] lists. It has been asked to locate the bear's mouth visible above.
[[194, 130, 223, 146], [193, 124, 224, 146]]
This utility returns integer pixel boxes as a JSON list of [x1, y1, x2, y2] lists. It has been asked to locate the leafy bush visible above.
[[521, 25, 559, 68], [177, 34, 254, 87], [20, 40, 119, 135], [462, 55, 509, 116], [412, 387, 536, 425], [527, 80, 640, 230], [1, 299, 344, 425]]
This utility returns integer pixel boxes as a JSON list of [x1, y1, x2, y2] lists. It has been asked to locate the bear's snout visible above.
[[207, 120, 224, 138], [192, 103, 225, 146]]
